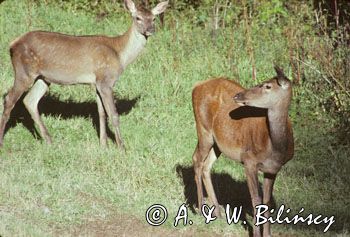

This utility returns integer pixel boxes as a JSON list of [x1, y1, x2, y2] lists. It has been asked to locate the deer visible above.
[[0, 0, 169, 149], [191, 66, 294, 237]]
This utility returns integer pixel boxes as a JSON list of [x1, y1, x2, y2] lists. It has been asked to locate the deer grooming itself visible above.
[[0, 0, 168, 149], [192, 66, 294, 237]]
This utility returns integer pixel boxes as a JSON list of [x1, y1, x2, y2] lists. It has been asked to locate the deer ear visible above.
[[274, 66, 290, 89], [124, 0, 137, 15], [152, 1, 169, 15], [274, 65, 286, 78]]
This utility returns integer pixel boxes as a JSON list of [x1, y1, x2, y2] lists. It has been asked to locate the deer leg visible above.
[[202, 148, 221, 217], [96, 90, 107, 147], [23, 79, 51, 144], [262, 173, 276, 237], [0, 79, 32, 147], [0, 48, 39, 147], [193, 145, 204, 213], [96, 83, 124, 150], [192, 131, 213, 213], [245, 163, 262, 237]]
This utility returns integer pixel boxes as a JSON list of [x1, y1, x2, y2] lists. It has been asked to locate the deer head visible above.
[[233, 66, 292, 109], [124, 0, 169, 37]]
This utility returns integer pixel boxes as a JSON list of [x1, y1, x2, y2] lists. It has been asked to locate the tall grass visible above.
[[0, 1, 349, 236]]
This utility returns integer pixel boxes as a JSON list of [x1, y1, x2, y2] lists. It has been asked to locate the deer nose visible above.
[[148, 26, 155, 34], [144, 26, 155, 37], [233, 92, 243, 101]]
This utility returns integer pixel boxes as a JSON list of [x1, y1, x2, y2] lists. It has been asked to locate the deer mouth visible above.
[[233, 92, 248, 106], [237, 101, 248, 106], [143, 28, 155, 37], [141, 31, 154, 40]]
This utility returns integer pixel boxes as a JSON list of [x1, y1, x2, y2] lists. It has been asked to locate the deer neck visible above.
[[267, 106, 289, 155], [118, 22, 147, 68]]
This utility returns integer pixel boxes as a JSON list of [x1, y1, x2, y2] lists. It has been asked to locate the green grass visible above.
[[0, 1, 349, 236]]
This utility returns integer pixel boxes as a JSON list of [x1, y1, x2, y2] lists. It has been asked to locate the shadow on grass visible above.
[[176, 164, 273, 237], [176, 163, 349, 235], [4, 94, 140, 143]]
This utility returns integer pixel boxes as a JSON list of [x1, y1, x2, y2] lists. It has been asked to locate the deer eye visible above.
[[136, 16, 142, 21], [152, 18, 156, 22], [265, 85, 271, 89]]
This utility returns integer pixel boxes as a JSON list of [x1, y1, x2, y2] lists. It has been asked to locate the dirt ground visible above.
[[60, 213, 224, 237], [58, 213, 301, 237]]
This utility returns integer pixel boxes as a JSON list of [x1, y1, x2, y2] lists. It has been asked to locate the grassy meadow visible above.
[[0, 0, 349, 236]]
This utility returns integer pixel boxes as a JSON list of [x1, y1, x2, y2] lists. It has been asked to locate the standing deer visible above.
[[192, 66, 294, 237], [0, 0, 169, 149]]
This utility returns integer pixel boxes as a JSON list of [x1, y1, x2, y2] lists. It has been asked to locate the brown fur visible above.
[[0, 0, 169, 149], [192, 68, 294, 237]]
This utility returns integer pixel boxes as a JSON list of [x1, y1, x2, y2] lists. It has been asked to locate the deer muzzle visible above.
[[233, 92, 248, 106], [144, 26, 155, 36]]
